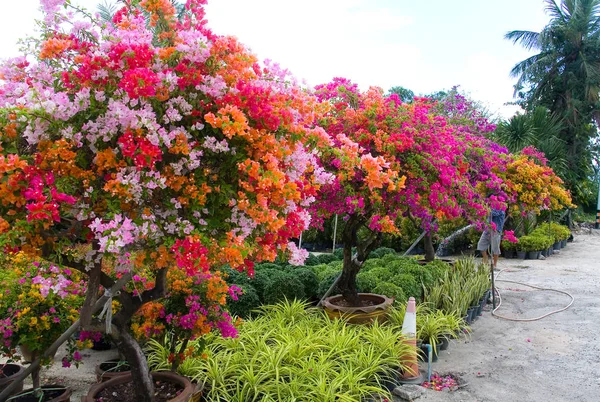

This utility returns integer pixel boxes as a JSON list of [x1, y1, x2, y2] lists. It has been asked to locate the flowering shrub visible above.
[[310, 80, 509, 302], [0, 252, 86, 367], [503, 148, 575, 216], [0, 0, 329, 399]]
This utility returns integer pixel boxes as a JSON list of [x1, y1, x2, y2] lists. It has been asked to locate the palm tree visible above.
[[506, 0, 600, 203], [494, 107, 568, 178]]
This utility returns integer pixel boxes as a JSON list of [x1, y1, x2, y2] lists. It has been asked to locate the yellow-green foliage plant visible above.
[[146, 300, 413, 402]]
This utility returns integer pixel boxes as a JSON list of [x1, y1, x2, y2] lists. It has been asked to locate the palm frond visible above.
[[97, 1, 118, 23], [504, 30, 542, 50], [545, 0, 568, 22]]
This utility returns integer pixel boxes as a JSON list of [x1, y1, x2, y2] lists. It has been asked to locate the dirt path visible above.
[[418, 231, 600, 402]]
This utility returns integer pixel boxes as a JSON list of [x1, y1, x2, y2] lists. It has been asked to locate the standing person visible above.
[[477, 207, 506, 269]]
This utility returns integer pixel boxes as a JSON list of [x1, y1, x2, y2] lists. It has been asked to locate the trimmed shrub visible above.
[[262, 272, 305, 305], [386, 258, 421, 275], [391, 274, 421, 300], [327, 260, 344, 270], [398, 265, 435, 289], [333, 248, 344, 259], [368, 266, 393, 281], [370, 247, 397, 259], [308, 264, 337, 281], [317, 253, 339, 265], [373, 282, 406, 303], [304, 253, 320, 266], [356, 271, 380, 293], [423, 260, 450, 283], [227, 284, 261, 319], [290, 268, 319, 300], [317, 270, 342, 299], [252, 268, 282, 299], [381, 253, 403, 264], [255, 262, 283, 271], [361, 258, 383, 272], [222, 266, 252, 286]]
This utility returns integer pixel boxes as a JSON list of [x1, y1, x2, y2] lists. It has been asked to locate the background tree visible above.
[[506, 0, 600, 205], [387, 86, 415, 103]]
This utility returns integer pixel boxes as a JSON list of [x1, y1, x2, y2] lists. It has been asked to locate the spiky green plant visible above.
[[146, 300, 413, 402]]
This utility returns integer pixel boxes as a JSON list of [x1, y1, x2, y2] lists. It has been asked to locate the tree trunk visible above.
[[337, 242, 362, 306], [424, 233, 435, 262], [336, 216, 362, 306], [31, 365, 41, 398], [115, 326, 155, 402], [335, 214, 383, 307]]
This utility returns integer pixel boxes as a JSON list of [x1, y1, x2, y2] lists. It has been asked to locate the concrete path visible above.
[[416, 231, 600, 402]]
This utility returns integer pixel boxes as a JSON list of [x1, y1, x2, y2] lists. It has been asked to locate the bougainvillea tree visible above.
[[503, 146, 575, 219], [311, 80, 498, 303], [0, 0, 330, 399]]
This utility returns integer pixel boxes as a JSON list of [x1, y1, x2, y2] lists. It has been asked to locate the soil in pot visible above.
[[322, 293, 393, 324], [95, 379, 181, 402], [85, 372, 193, 402], [9, 385, 71, 402], [95, 359, 131, 382]]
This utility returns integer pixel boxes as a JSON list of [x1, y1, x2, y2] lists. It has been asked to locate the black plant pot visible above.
[[438, 337, 449, 351], [526, 251, 538, 260], [468, 306, 478, 322], [553, 241, 561, 250], [516, 251, 526, 259]]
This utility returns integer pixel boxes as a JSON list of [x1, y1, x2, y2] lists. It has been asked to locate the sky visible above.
[[0, 0, 551, 119]]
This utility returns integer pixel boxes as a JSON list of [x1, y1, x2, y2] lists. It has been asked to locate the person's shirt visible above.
[[490, 209, 505, 233]]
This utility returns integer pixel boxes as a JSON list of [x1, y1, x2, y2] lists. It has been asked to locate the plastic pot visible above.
[[467, 306, 478, 322], [516, 251, 526, 259], [526, 251, 538, 260], [438, 337, 449, 351], [0, 363, 25, 396], [83, 372, 193, 402], [9, 385, 71, 402], [561, 239, 567, 248], [553, 241, 561, 250]]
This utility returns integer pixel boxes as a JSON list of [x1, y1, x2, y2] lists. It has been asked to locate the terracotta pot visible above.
[[83, 372, 193, 402], [322, 293, 393, 324], [9, 384, 71, 402], [0, 363, 25, 396], [94, 359, 131, 382]]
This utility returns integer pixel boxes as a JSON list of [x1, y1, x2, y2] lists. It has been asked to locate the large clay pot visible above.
[[83, 372, 194, 402], [322, 293, 393, 324], [95, 359, 131, 382], [9, 384, 71, 402], [0, 363, 25, 396]]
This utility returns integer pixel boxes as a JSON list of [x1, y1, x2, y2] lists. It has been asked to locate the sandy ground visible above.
[[7, 231, 600, 401]]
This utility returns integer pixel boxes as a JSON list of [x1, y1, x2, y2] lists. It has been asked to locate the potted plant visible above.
[[0, 253, 86, 399], [0, 0, 331, 400], [314, 83, 505, 314], [516, 235, 536, 259]]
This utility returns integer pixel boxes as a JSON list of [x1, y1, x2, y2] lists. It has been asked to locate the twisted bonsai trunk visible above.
[[424, 233, 435, 262], [114, 328, 154, 402], [336, 214, 383, 307]]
